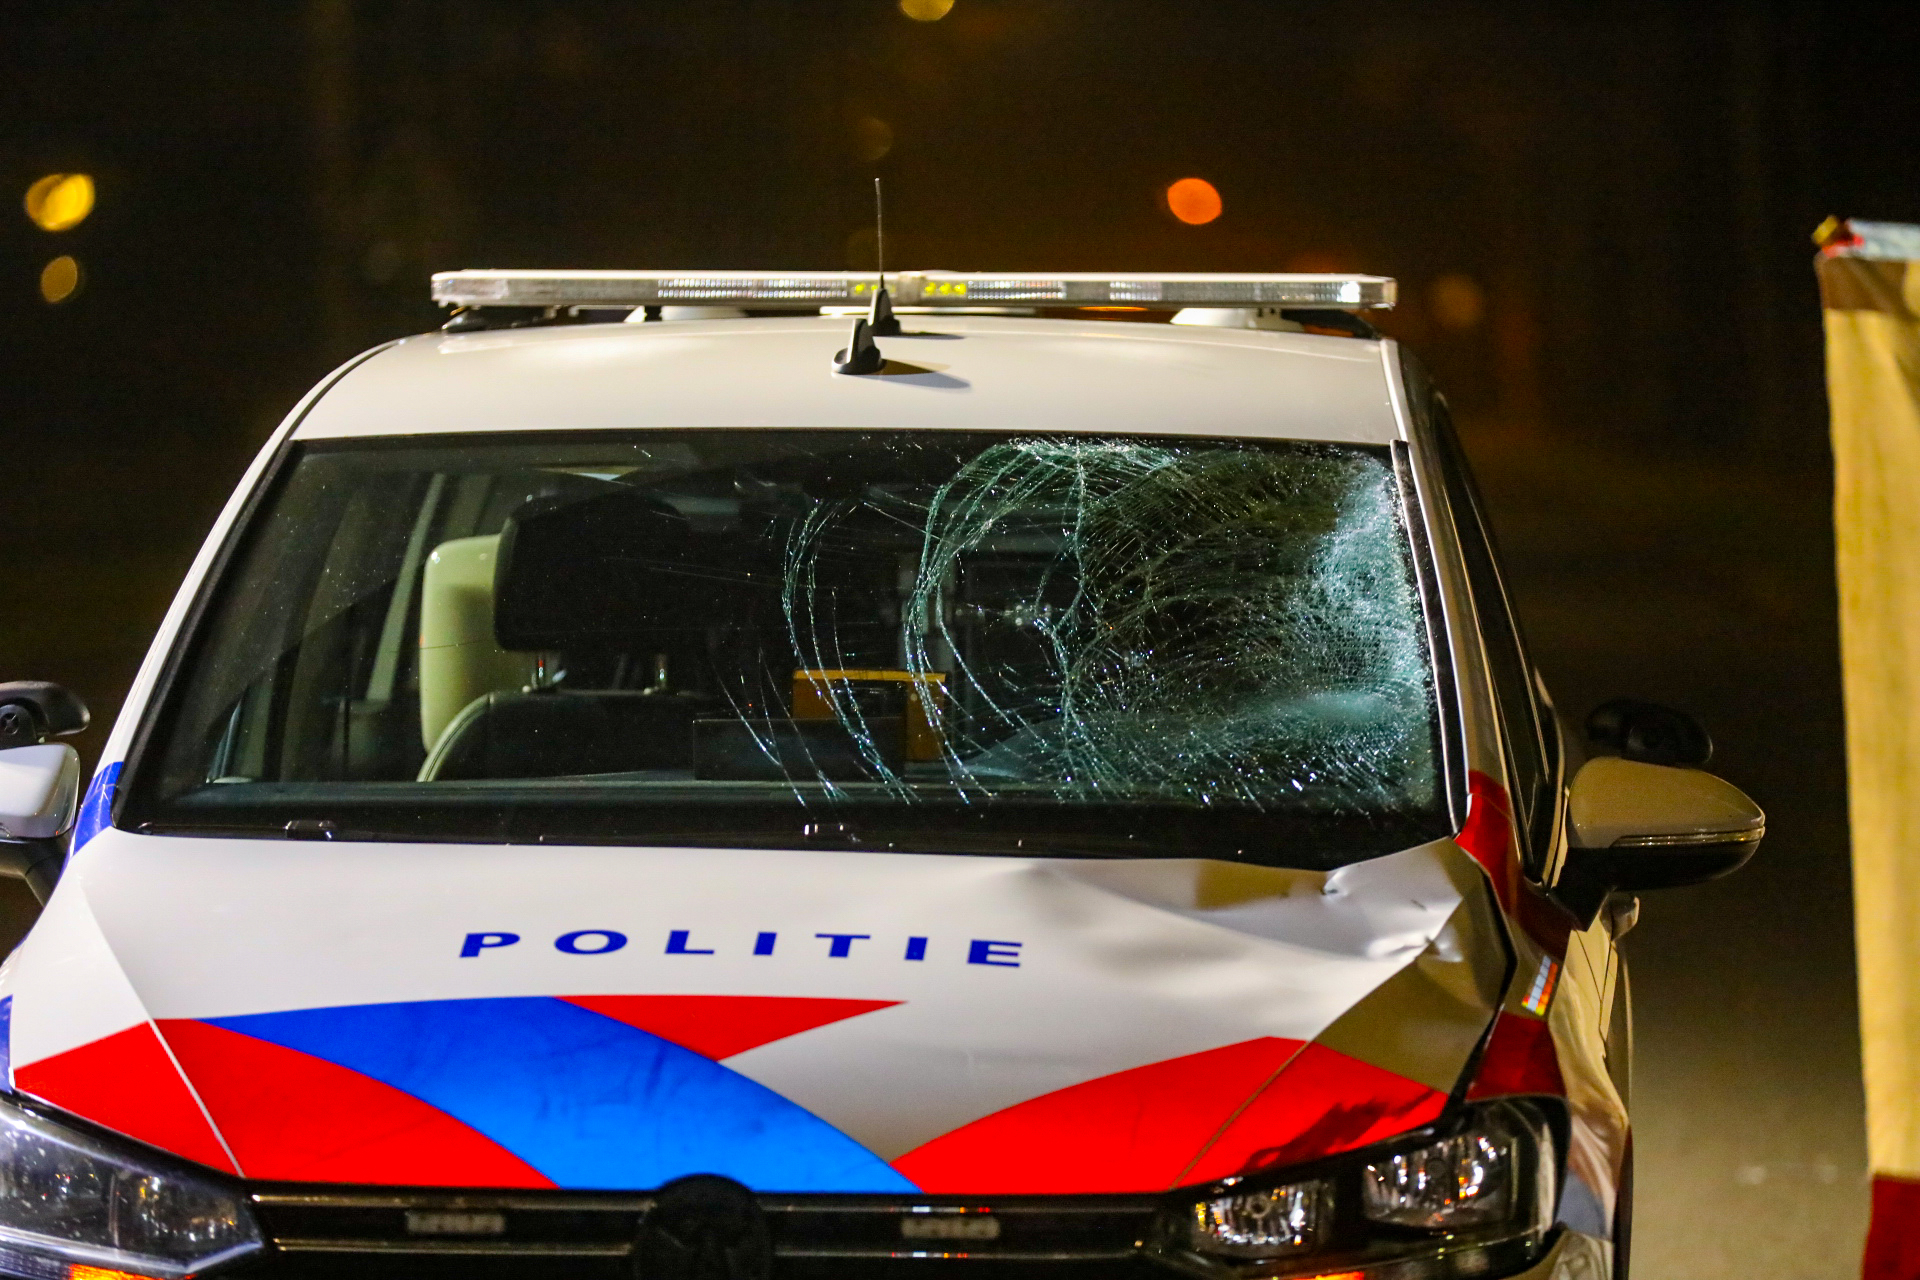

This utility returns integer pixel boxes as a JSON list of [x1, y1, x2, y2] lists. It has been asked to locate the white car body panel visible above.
[[8, 831, 1491, 1178], [290, 318, 1403, 444]]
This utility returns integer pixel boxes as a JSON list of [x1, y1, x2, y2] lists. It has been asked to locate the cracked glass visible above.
[[130, 431, 1449, 866]]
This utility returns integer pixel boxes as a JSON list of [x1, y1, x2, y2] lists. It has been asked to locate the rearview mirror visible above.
[[1555, 756, 1763, 923], [493, 491, 782, 651]]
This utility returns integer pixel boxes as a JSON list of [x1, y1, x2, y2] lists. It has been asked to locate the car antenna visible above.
[[869, 178, 901, 337], [834, 178, 894, 374]]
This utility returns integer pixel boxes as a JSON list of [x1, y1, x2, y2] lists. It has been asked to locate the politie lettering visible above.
[[459, 930, 1021, 966]]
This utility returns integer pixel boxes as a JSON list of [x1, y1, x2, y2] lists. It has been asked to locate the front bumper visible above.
[[232, 1186, 1157, 1278], [217, 1186, 1607, 1280], [1497, 1229, 1608, 1280]]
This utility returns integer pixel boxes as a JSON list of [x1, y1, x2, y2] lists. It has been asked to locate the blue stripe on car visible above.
[[205, 996, 915, 1192], [70, 762, 121, 852]]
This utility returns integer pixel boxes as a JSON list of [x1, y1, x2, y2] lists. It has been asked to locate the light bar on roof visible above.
[[430, 269, 1396, 311]]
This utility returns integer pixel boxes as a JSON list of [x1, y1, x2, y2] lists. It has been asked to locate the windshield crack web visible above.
[[783, 438, 1434, 812]]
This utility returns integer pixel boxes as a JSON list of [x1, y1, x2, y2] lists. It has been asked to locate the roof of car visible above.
[[291, 314, 1405, 444]]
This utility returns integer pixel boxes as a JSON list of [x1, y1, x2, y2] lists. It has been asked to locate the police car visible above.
[[0, 269, 1763, 1280]]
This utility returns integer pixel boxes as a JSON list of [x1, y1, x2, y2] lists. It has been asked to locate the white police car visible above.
[[0, 269, 1763, 1280]]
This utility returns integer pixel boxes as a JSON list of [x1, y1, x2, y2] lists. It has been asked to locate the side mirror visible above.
[[1585, 697, 1712, 767], [1556, 756, 1764, 924], [0, 743, 82, 903], [0, 744, 82, 842], [0, 681, 90, 749], [0, 681, 90, 903]]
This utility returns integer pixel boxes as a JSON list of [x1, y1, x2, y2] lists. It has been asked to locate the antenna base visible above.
[[833, 316, 885, 375], [869, 284, 902, 337]]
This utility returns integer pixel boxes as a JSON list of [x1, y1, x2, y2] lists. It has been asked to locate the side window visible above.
[[1432, 401, 1557, 871]]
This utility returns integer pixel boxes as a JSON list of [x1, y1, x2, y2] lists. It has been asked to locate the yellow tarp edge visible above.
[[1825, 256, 1920, 1180]]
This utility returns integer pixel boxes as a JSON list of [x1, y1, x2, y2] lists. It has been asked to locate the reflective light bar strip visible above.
[[431, 270, 1396, 311], [0, 1245, 61, 1280], [1519, 958, 1559, 1017], [657, 277, 871, 301]]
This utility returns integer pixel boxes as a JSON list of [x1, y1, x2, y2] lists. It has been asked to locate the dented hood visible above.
[[1, 831, 1506, 1194]]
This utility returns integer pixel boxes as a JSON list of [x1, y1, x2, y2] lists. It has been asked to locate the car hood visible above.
[[1, 831, 1506, 1194]]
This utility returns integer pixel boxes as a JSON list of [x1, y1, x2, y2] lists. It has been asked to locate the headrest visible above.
[[493, 490, 781, 650]]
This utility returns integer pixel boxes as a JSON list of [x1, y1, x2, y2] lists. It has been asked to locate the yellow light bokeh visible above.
[[24, 173, 95, 232], [854, 116, 895, 162], [40, 255, 82, 304], [1165, 177, 1222, 226], [899, 0, 954, 21]]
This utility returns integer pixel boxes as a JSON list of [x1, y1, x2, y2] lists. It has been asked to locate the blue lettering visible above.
[[968, 939, 1022, 967], [555, 929, 628, 955], [497, 928, 1012, 964]]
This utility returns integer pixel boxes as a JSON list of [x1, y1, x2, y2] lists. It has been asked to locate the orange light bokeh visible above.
[[1430, 271, 1487, 331], [1165, 177, 1222, 225], [852, 115, 894, 162], [40, 255, 82, 304]]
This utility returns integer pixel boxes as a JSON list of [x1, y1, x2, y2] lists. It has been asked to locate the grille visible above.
[[234, 1188, 1164, 1278]]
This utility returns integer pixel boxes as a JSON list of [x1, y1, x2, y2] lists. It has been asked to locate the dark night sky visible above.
[[3, 4, 1918, 1275]]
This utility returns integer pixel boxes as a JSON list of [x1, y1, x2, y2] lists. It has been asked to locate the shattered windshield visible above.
[[129, 431, 1450, 866]]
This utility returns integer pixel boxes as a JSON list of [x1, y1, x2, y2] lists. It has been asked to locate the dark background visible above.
[[6, 4, 1917, 1274]]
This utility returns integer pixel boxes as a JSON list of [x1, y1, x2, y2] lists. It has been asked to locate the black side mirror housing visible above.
[[0, 681, 89, 749], [1585, 697, 1712, 767]]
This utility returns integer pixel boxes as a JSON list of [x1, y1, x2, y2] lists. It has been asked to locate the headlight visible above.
[[0, 1095, 260, 1279], [1172, 1100, 1559, 1278], [1190, 1179, 1330, 1259], [1361, 1121, 1515, 1229]]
